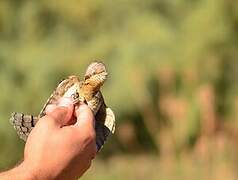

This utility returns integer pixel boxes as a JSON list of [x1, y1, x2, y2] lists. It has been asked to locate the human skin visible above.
[[0, 98, 97, 180]]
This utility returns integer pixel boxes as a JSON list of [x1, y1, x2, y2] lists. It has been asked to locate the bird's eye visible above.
[[71, 92, 79, 100]]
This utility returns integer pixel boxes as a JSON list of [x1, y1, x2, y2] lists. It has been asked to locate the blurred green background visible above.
[[0, 0, 238, 179]]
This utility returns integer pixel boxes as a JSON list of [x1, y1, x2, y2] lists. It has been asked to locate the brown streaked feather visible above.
[[87, 91, 104, 115], [39, 76, 80, 118], [84, 61, 107, 80]]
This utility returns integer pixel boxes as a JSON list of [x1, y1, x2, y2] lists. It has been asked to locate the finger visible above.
[[45, 97, 73, 114], [46, 107, 71, 127], [45, 104, 57, 114], [46, 98, 74, 127], [74, 103, 95, 129]]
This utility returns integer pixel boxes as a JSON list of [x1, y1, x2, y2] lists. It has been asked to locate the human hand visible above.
[[22, 98, 96, 180]]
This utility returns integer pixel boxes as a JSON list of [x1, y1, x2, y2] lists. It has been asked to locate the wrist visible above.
[[19, 160, 56, 180], [18, 161, 38, 180], [0, 161, 37, 180]]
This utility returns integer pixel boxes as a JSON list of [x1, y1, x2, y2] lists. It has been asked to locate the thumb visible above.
[[46, 98, 74, 127]]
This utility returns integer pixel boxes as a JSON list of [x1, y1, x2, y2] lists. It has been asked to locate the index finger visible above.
[[73, 103, 95, 130]]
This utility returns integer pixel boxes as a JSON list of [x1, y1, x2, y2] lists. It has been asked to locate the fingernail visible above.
[[58, 97, 73, 107], [79, 101, 86, 105], [74, 102, 89, 117], [74, 102, 85, 110]]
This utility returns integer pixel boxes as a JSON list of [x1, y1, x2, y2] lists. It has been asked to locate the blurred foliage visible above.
[[0, 0, 238, 179]]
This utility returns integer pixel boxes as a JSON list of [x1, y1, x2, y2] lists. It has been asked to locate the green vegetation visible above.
[[0, 0, 237, 179]]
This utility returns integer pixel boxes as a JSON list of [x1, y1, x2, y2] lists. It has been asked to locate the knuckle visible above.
[[90, 130, 96, 140], [87, 131, 96, 142], [83, 131, 96, 145]]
